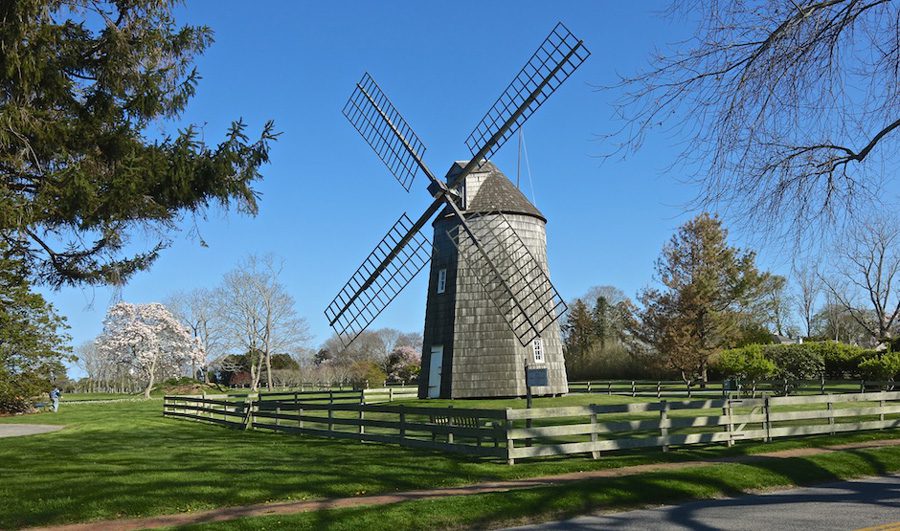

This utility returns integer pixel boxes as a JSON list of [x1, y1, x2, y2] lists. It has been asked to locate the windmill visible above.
[[325, 23, 590, 398]]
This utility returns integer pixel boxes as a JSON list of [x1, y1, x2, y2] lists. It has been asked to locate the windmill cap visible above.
[[437, 160, 546, 222]]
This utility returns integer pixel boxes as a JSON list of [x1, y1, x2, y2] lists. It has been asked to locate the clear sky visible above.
[[45, 1, 802, 376]]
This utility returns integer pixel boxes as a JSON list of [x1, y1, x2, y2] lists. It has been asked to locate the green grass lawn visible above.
[[2, 397, 899, 529], [177, 444, 900, 530]]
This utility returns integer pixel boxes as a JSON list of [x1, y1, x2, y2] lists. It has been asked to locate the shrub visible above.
[[819, 342, 871, 378], [765, 344, 825, 394], [858, 352, 900, 381], [348, 361, 386, 389], [713, 344, 776, 387]]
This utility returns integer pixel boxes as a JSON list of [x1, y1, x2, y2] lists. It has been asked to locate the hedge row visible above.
[[714, 342, 900, 390]]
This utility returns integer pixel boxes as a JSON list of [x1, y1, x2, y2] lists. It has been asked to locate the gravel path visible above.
[[0, 424, 64, 438]]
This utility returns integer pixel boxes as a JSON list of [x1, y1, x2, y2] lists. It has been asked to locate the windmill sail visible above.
[[462, 23, 590, 165], [448, 212, 567, 346], [343, 73, 427, 192], [325, 213, 432, 346]]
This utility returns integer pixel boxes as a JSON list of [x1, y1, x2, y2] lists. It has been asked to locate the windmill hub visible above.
[[324, 23, 590, 399]]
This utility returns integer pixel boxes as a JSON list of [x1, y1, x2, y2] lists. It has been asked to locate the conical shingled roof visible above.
[[440, 161, 546, 222]]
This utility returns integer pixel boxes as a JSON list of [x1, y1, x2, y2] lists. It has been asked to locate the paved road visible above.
[[507, 475, 900, 531], [0, 424, 64, 438]]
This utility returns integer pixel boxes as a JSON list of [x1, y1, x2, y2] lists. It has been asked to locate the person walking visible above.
[[49, 387, 61, 413]]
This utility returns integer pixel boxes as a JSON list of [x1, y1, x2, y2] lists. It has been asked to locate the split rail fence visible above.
[[164, 390, 900, 464], [569, 379, 897, 399]]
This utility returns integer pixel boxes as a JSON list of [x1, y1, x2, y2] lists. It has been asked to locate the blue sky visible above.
[[46, 1, 801, 374]]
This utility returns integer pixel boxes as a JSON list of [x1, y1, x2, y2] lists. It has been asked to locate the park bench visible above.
[[428, 414, 498, 447]]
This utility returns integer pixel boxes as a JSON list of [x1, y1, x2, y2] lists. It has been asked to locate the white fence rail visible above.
[[164, 390, 900, 464]]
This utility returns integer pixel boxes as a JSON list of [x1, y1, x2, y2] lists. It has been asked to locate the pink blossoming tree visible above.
[[97, 302, 204, 398]]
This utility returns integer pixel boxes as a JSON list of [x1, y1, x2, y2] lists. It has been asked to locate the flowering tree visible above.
[[96, 302, 204, 398], [384, 346, 421, 384]]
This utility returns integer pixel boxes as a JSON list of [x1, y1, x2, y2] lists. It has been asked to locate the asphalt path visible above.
[[0, 424, 64, 438], [506, 474, 900, 531]]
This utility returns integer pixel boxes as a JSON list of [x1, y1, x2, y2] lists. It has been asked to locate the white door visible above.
[[427, 345, 443, 398]]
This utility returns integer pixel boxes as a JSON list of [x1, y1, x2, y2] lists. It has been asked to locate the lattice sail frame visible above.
[[325, 213, 432, 346], [343, 73, 426, 191], [448, 212, 567, 346], [464, 22, 590, 161]]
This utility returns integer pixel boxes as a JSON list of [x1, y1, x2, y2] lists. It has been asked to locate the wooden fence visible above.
[[362, 386, 419, 403], [164, 390, 900, 464], [569, 378, 897, 399], [164, 394, 507, 459]]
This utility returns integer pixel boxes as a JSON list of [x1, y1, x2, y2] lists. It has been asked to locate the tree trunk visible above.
[[265, 349, 273, 391], [143, 372, 155, 399]]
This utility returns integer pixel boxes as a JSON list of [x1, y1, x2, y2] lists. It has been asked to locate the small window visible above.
[[437, 268, 447, 294], [532, 338, 545, 363]]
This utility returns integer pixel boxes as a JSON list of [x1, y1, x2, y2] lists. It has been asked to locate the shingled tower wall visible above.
[[418, 161, 568, 399]]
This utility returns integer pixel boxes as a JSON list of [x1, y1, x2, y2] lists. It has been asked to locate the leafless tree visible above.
[[217, 255, 310, 391], [607, 1, 900, 243], [74, 341, 107, 393], [165, 288, 225, 382], [794, 263, 822, 338], [821, 217, 900, 344]]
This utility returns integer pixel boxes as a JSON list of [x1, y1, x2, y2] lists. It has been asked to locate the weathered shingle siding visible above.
[[449, 213, 567, 398], [421, 162, 568, 399]]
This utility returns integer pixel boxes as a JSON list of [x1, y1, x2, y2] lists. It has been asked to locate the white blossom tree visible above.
[[96, 302, 204, 398]]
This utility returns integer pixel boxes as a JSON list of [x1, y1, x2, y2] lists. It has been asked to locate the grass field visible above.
[[2, 395, 900, 529]]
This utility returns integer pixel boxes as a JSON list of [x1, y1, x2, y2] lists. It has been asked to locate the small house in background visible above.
[[772, 335, 804, 345]]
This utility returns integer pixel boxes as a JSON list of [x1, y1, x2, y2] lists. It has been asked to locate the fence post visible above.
[[399, 405, 406, 443], [631, 381, 636, 397], [820, 374, 826, 395], [390, 387, 394, 402], [828, 398, 835, 435], [764, 395, 771, 442], [657, 381, 661, 399], [244, 395, 254, 431], [448, 404, 455, 444], [687, 382, 692, 399], [861, 379, 866, 393], [298, 406, 304, 429], [505, 408, 515, 465], [359, 407, 365, 436], [275, 405, 281, 428], [607, 381, 612, 395], [660, 400, 670, 452], [590, 408, 600, 459], [587, 380, 592, 393], [724, 399, 734, 447], [880, 394, 886, 428], [328, 403, 334, 432]]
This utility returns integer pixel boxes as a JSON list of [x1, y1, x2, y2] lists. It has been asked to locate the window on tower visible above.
[[532, 338, 545, 363], [437, 268, 447, 294]]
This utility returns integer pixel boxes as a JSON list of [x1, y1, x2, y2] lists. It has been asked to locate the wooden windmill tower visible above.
[[324, 23, 590, 399]]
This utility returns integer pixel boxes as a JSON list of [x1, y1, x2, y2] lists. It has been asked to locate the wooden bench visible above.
[[429, 415, 491, 446]]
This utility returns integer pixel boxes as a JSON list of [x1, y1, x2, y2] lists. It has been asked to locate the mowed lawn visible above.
[[2, 396, 900, 529]]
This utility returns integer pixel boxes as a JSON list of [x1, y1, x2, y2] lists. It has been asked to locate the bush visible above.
[[765, 344, 825, 394], [348, 361, 386, 389], [566, 343, 672, 380], [819, 342, 871, 378], [713, 345, 776, 386], [859, 352, 900, 381]]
